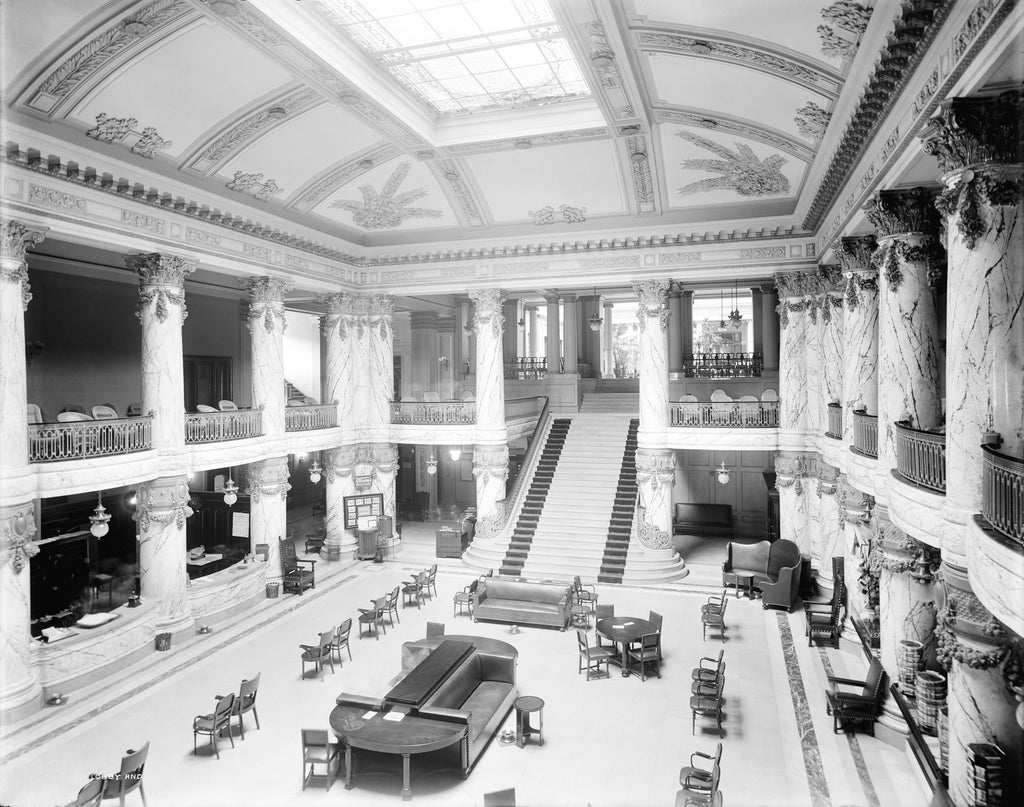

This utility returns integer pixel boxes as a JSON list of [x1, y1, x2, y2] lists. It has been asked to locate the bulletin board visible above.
[[343, 494, 383, 529]]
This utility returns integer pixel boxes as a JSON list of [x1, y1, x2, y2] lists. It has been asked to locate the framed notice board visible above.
[[343, 494, 383, 529]]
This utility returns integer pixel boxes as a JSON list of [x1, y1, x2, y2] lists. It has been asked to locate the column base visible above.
[[0, 677, 42, 726], [876, 702, 911, 748], [156, 609, 196, 640]]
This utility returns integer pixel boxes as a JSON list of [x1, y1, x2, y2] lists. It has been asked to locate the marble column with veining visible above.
[[410, 311, 439, 398], [0, 222, 45, 481], [136, 475, 193, 634], [321, 293, 355, 439], [775, 273, 810, 435], [545, 296, 560, 369], [775, 454, 810, 552], [248, 457, 291, 580], [837, 236, 879, 445], [245, 277, 291, 441], [921, 92, 1024, 562], [865, 188, 945, 493], [817, 268, 845, 433], [667, 286, 683, 376], [940, 561, 1022, 806], [367, 295, 396, 443], [602, 300, 614, 378], [815, 465, 843, 594], [469, 289, 508, 539], [350, 298, 374, 440], [324, 446, 357, 560], [125, 253, 195, 455], [804, 284, 823, 437], [837, 482, 874, 617], [633, 280, 676, 554], [0, 504, 41, 719], [562, 294, 578, 374]]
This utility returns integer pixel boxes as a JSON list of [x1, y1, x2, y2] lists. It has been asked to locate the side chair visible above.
[[701, 595, 728, 642], [576, 629, 613, 680], [383, 585, 401, 627], [301, 728, 340, 791], [595, 603, 614, 649], [217, 674, 260, 740], [679, 742, 723, 794], [193, 694, 235, 758], [96, 741, 149, 806], [358, 596, 388, 640], [690, 676, 724, 736], [402, 571, 426, 608], [300, 630, 336, 678], [627, 632, 662, 681], [74, 778, 103, 807], [425, 564, 438, 599], [454, 578, 478, 616], [331, 618, 352, 664]]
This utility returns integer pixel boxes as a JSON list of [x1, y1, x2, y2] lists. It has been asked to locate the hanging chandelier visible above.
[[222, 475, 238, 506], [728, 280, 743, 327], [308, 455, 323, 485], [587, 287, 603, 332], [89, 492, 111, 538], [426, 452, 438, 475]]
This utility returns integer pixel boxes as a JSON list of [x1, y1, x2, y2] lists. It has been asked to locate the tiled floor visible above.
[[0, 529, 929, 807]]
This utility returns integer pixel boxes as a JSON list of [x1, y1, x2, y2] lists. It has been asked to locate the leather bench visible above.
[[472, 578, 571, 630], [673, 503, 733, 538]]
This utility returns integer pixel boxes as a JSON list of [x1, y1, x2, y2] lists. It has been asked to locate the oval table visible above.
[[596, 616, 657, 677]]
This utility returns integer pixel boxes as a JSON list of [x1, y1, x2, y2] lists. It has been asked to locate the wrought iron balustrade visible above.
[[390, 401, 476, 424], [284, 403, 338, 432], [826, 402, 843, 439], [504, 357, 547, 380], [669, 400, 780, 428], [895, 423, 946, 493], [28, 416, 153, 462], [185, 408, 263, 443], [982, 445, 1024, 547], [684, 352, 762, 378], [851, 411, 878, 458]]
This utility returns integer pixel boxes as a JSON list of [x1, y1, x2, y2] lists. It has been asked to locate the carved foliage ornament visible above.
[[817, 1, 871, 58], [864, 187, 939, 238], [244, 276, 291, 334], [0, 507, 38, 574], [934, 167, 1023, 250], [329, 161, 442, 230], [86, 113, 171, 158], [635, 450, 676, 494], [226, 171, 283, 202], [249, 459, 291, 502], [473, 445, 509, 484], [469, 289, 505, 339], [135, 477, 193, 533], [1, 222, 46, 310], [920, 90, 1024, 175], [795, 102, 831, 141], [633, 280, 670, 332], [676, 130, 789, 197], [126, 253, 195, 324]]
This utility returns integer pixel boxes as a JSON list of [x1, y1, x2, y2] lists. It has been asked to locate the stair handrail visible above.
[[497, 396, 551, 533]]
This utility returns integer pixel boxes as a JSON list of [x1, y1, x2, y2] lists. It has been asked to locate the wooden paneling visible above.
[[672, 449, 773, 538]]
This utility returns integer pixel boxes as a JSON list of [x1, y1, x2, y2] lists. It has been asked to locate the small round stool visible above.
[[514, 695, 544, 748]]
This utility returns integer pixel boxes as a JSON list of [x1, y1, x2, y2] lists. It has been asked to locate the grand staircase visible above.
[[598, 418, 638, 583], [579, 378, 639, 413]]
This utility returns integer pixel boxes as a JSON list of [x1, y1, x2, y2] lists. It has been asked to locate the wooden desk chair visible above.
[[692, 650, 725, 686], [384, 585, 401, 626], [679, 742, 723, 796], [301, 729, 340, 791], [331, 618, 352, 664], [193, 694, 236, 758], [279, 538, 315, 595], [627, 633, 662, 681], [300, 631, 336, 679], [675, 761, 721, 806], [453, 579, 478, 616], [217, 674, 260, 740], [690, 676, 724, 736], [595, 603, 614, 648], [357, 597, 388, 640], [96, 742, 149, 806], [425, 563, 438, 599], [402, 571, 426, 608], [701, 596, 728, 642], [576, 629, 614, 681]]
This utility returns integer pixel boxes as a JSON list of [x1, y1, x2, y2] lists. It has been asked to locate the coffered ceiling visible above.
[[0, 0, 995, 263]]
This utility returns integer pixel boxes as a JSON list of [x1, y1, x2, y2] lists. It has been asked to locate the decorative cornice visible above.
[[864, 187, 940, 238], [803, 0, 957, 230], [125, 252, 196, 324], [633, 279, 670, 332], [0, 505, 38, 575]]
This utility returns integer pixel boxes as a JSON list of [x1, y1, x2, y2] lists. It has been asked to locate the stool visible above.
[[570, 604, 591, 629], [514, 695, 544, 748], [90, 573, 115, 607]]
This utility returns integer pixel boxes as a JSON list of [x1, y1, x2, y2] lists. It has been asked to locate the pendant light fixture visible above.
[[448, 446, 462, 462], [728, 280, 743, 327], [717, 290, 727, 332], [89, 492, 111, 538], [587, 287, 603, 332], [222, 472, 238, 506], [308, 453, 323, 484]]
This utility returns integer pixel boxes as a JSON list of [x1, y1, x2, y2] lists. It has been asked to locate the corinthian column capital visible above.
[[864, 187, 941, 239], [125, 253, 196, 324], [920, 90, 1024, 175], [632, 279, 670, 332]]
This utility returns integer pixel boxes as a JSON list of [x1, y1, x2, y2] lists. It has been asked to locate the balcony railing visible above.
[[669, 400, 780, 428], [390, 401, 476, 424], [826, 402, 843, 439], [684, 352, 762, 378], [505, 396, 546, 421], [504, 357, 547, 380], [982, 445, 1024, 547], [285, 403, 338, 432], [28, 416, 153, 462], [852, 411, 878, 458], [185, 408, 263, 443], [895, 422, 946, 493]]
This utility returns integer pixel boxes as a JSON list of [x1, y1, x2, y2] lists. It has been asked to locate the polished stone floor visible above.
[[0, 527, 929, 807]]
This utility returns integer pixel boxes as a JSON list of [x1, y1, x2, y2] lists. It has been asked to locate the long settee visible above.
[[472, 577, 571, 630], [722, 539, 804, 611]]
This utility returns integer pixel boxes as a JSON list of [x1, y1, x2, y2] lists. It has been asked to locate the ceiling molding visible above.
[[286, 144, 402, 213], [654, 107, 815, 162], [429, 158, 490, 229]]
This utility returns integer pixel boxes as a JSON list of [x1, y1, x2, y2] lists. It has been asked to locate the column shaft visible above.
[[324, 446, 358, 561], [760, 286, 780, 372], [527, 305, 539, 357], [0, 504, 41, 719], [249, 457, 291, 579], [668, 288, 683, 376], [410, 311, 439, 398], [562, 295, 578, 374], [776, 273, 810, 434], [246, 277, 290, 440], [838, 237, 880, 444], [137, 475, 193, 633], [545, 297, 560, 370], [602, 301, 614, 378], [680, 290, 694, 369], [367, 296, 396, 441]]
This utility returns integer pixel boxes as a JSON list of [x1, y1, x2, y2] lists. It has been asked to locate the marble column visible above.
[[125, 253, 195, 455], [804, 277, 822, 436], [775, 453, 811, 553], [837, 480, 874, 617], [545, 296, 561, 371], [865, 188, 945, 491], [248, 457, 291, 580], [367, 295, 396, 442], [680, 289, 694, 370], [438, 315, 456, 402], [324, 446, 357, 561], [456, 297, 470, 381], [562, 294, 578, 374], [578, 295, 601, 377], [469, 289, 508, 540], [750, 287, 764, 363], [815, 463, 843, 594], [602, 300, 614, 378], [501, 299, 518, 364], [410, 311, 439, 398], [874, 512, 938, 728], [527, 305, 539, 357], [633, 280, 676, 555], [0, 504, 40, 721], [939, 561, 1022, 806], [136, 475, 193, 634], [245, 277, 290, 441], [0, 221, 45, 481], [320, 293, 355, 438], [921, 91, 1024, 561], [817, 268, 845, 433], [667, 286, 683, 377], [760, 285, 780, 372], [775, 273, 811, 434], [837, 236, 880, 444]]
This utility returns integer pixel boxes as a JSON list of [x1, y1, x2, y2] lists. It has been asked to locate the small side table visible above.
[[735, 573, 756, 599], [514, 695, 544, 748], [90, 573, 115, 607]]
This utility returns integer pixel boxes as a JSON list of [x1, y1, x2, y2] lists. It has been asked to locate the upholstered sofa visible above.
[[417, 650, 518, 771], [472, 578, 571, 630], [722, 539, 803, 611]]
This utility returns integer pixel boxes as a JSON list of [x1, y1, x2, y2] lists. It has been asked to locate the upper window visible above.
[[324, 0, 591, 116]]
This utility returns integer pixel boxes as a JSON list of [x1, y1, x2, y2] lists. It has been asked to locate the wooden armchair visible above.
[[279, 538, 315, 595], [805, 571, 846, 648], [826, 658, 888, 736], [679, 742, 722, 794], [96, 742, 149, 806]]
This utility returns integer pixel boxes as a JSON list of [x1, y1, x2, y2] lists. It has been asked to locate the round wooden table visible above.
[[596, 616, 657, 677]]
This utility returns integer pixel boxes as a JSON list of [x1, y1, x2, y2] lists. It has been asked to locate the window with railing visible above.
[[28, 416, 153, 462], [390, 401, 476, 424], [185, 408, 263, 443], [826, 402, 843, 439], [895, 422, 946, 493], [851, 411, 878, 458], [684, 352, 762, 378], [982, 445, 1023, 547], [284, 403, 338, 432], [503, 357, 547, 380], [669, 400, 780, 427]]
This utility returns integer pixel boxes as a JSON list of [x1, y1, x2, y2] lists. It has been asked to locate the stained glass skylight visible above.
[[322, 0, 591, 116]]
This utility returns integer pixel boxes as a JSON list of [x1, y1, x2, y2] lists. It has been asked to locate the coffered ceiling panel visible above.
[[646, 53, 828, 143], [310, 156, 459, 232], [215, 103, 385, 200], [464, 138, 627, 222], [0, 0, 109, 87], [70, 19, 293, 158]]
